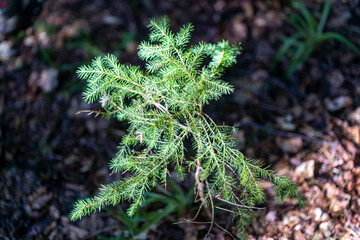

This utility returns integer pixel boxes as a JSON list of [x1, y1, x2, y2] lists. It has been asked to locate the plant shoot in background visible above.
[[70, 16, 304, 238], [273, 0, 360, 76], [100, 178, 194, 240]]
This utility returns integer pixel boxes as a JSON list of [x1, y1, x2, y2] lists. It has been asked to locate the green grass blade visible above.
[[289, 13, 310, 33], [145, 192, 174, 204], [136, 204, 176, 235], [293, 0, 317, 33], [293, 42, 306, 60], [167, 178, 185, 199], [273, 35, 300, 68], [111, 207, 135, 229], [317, 0, 331, 34], [320, 32, 360, 55], [287, 44, 314, 76]]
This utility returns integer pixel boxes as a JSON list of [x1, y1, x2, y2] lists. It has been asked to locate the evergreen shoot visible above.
[[70, 16, 304, 238]]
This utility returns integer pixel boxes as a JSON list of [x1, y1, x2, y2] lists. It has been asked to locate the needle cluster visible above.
[[70, 16, 304, 238]]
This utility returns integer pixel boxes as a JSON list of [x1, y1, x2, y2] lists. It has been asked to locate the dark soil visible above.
[[1, 0, 360, 239]]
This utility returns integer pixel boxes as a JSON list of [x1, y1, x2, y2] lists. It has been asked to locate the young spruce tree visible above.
[[70, 16, 304, 238]]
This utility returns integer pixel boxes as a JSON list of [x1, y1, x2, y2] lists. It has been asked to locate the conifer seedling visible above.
[[70, 16, 304, 238]]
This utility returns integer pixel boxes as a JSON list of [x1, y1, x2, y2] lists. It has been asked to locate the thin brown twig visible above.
[[194, 160, 212, 218], [173, 219, 212, 225], [215, 206, 235, 213], [238, 121, 338, 147], [173, 219, 237, 240], [213, 222, 237, 240], [215, 196, 265, 210], [205, 180, 214, 238], [76, 109, 104, 117]]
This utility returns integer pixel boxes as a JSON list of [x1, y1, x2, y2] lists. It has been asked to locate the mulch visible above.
[[1, 0, 360, 239]]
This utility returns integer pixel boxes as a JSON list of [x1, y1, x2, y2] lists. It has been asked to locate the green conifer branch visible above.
[[70, 16, 304, 238]]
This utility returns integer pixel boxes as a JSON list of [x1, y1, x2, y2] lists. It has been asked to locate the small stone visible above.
[[330, 193, 351, 213], [48, 230, 58, 240], [24, 35, 36, 47], [276, 115, 296, 131], [293, 229, 305, 240], [266, 211, 277, 222], [24, 204, 32, 215], [347, 126, 360, 144], [314, 208, 323, 221], [102, 15, 121, 25], [321, 212, 330, 222], [39, 69, 59, 93], [50, 205, 60, 219], [232, 15, 248, 41], [326, 70, 345, 89], [319, 221, 332, 237], [325, 96, 352, 111], [0, 15, 18, 36], [349, 107, 360, 124], [295, 160, 315, 179], [38, 31, 50, 47], [0, 41, 13, 62], [282, 214, 299, 227]]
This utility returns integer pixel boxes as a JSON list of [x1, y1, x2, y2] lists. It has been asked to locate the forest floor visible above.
[[1, 0, 360, 239]]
